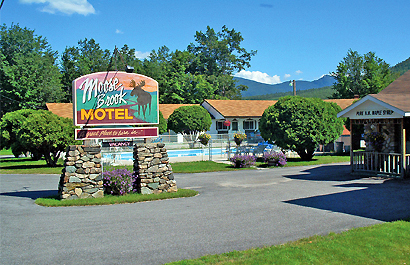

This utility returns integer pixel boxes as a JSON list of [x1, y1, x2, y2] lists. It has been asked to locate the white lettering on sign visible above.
[[80, 77, 126, 108], [356, 110, 394, 116]]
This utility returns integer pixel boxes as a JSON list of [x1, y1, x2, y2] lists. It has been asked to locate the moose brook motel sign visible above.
[[73, 71, 159, 140]]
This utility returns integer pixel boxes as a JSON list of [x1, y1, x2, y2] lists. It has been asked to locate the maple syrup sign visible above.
[[73, 71, 159, 126]]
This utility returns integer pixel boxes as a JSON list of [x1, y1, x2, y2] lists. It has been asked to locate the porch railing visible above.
[[352, 151, 410, 177]]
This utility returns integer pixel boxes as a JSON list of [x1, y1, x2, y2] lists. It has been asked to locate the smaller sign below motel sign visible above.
[[75, 127, 158, 140], [356, 109, 394, 117], [73, 71, 159, 126]]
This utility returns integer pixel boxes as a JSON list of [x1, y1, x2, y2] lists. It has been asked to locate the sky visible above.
[[1, 0, 409, 84]]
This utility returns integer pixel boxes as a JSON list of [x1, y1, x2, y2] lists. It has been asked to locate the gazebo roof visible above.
[[338, 70, 410, 118]]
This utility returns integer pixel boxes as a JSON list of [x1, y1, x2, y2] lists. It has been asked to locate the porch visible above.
[[352, 151, 410, 177]]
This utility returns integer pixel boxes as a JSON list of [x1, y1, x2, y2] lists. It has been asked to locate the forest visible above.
[[1, 23, 408, 117]]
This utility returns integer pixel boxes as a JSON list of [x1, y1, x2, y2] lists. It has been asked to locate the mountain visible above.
[[234, 75, 336, 98], [390, 57, 410, 76]]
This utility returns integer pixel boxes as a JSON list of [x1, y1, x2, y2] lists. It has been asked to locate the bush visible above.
[[230, 154, 256, 168], [263, 151, 287, 167], [103, 169, 137, 196], [260, 96, 344, 161]]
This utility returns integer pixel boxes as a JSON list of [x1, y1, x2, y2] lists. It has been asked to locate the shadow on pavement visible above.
[[283, 163, 362, 182], [0, 189, 58, 200], [284, 178, 410, 221]]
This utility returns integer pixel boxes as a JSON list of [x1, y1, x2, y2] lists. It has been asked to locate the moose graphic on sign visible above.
[[130, 79, 152, 119], [73, 71, 159, 126]]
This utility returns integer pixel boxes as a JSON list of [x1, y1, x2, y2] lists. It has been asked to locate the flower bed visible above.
[[230, 154, 256, 168], [103, 168, 137, 195], [263, 151, 287, 167]]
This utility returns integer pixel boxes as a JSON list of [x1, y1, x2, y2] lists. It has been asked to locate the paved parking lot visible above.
[[1, 162, 410, 265]]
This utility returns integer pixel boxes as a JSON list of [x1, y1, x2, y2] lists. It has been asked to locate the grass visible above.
[[0, 148, 13, 156], [167, 220, 410, 264], [0, 154, 350, 175], [35, 188, 198, 207], [0, 157, 64, 174]]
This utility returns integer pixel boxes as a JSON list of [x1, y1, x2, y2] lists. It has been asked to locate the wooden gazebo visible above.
[[338, 70, 410, 178]]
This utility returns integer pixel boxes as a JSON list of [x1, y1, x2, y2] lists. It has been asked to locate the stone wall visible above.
[[58, 145, 104, 200], [133, 143, 177, 194]]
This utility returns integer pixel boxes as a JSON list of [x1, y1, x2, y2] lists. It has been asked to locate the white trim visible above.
[[201, 100, 225, 120], [337, 95, 406, 119]]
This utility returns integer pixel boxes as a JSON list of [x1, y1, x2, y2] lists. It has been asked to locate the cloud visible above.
[[115, 29, 123, 34], [235, 70, 281, 84], [20, 0, 96, 15], [295, 70, 303, 75], [260, 3, 273, 8], [135, 51, 150, 59], [284, 74, 291, 79]]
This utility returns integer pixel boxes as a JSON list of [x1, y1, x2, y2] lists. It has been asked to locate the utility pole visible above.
[[290, 80, 296, 96]]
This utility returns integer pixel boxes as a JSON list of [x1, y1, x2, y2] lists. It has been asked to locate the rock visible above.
[[66, 166, 76, 173], [79, 193, 91, 199], [75, 188, 82, 196], [141, 187, 153, 195], [82, 162, 95, 168], [147, 165, 159, 173], [68, 150, 80, 156], [69, 176, 81, 183], [168, 186, 178, 192], [147, 182, 159, 190], [84, 188, 98, 193], [89, 174, 99, 180], [92, 190, 104, 198]]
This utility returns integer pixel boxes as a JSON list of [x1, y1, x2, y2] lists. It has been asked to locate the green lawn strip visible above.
[[0, 157, 64, 174], [0, 148, 13, 156], [35, 189, 198, 207], [167, 220, 410, 265], [0, 155, 351, 175]]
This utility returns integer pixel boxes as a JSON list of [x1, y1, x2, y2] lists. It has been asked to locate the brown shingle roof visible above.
[[47, 98, 356, 120], [159, 104, 198, 119], [203, 99, 277, 118], [46, 103, 73, 119], [204, 99, 355, 118], [372, 70, 410, 112], [45, 103, 199, 120]]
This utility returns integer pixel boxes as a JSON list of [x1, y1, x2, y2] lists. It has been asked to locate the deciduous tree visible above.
[[260, 96, 344, 161], [0, 24, 65, 117], [331, 49, 393, 98], [60, 38, 111, 101], [16, 110, 79, 166], [167, 105, 212, 145]]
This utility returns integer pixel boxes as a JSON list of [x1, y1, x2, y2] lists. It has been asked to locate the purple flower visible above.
[[102, 168, 138, 196], [263, 151, 287, 167], [230, 154, 256, 168]]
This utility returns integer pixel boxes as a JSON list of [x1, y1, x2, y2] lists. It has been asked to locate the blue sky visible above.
[[1, 0, 409, 84]]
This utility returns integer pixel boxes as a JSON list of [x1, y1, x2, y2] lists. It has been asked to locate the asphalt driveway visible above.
[[1, 162, 410, 265]]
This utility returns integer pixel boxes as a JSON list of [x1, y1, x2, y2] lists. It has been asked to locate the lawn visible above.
[[0, 154, 350, 175], [0, 157, 64, 174], [167, 220, 410, 264], [35, 189, 198, 207]]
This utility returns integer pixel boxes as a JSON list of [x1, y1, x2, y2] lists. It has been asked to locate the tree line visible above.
[[0, 24, 256, 117]]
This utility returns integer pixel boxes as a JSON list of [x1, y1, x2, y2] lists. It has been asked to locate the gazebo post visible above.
[[350, 119, 353, 173], [402, 118, 406, 178]]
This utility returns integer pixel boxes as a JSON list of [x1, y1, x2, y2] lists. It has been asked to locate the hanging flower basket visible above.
[[233, 132, 246, 146], [366, 132, 385, 152], [198, 133, 211, 146]]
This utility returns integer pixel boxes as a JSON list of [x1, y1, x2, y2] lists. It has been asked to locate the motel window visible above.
[[216, 121, 229, 133], [232, 121, 238, 131], [243, 120, 255, 131]]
